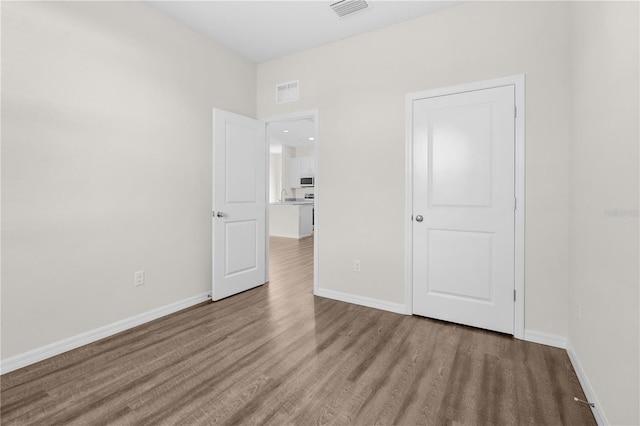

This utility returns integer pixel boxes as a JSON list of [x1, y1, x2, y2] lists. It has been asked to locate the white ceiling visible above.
[[146, 1, 463, 63], [268, 118, 316, 153]]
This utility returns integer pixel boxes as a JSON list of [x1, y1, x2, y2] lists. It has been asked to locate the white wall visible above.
[[258, 1, 573, 335], [269, 153, 282, 203], [568, 2, 639, 424], [1, 1, 256, 359], [280, 145, 295, 197]]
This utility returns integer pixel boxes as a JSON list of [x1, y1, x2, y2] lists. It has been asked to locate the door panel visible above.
[[225, 220, 258, 276], [225, 122, 257, 203], [412, 85, 515, 335], [213, 109, 266, 301], [430, 103, 493, 207], [427, 229, 494, 302]]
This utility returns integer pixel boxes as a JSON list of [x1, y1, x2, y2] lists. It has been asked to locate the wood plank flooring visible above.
[[1, 235, 596, 425]]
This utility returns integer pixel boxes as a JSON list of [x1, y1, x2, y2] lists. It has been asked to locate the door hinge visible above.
[[514, 289, 516, 301], [514, 106, 517, 118]]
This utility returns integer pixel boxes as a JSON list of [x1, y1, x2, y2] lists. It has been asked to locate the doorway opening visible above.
[[265, 110, 319, 294]]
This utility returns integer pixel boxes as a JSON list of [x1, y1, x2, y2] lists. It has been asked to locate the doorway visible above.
[[405, 76, 525, 338], [265, 110, 319, 294]]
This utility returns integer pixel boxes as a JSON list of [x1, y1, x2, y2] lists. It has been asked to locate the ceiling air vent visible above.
[[276, 80, 299, 104], [329, 0, 369, 18]]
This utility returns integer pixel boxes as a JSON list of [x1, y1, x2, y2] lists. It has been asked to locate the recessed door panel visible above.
[[430, 104, 492, 207], [427, 229, 493, 302], [225, 122, 257, 204], [225, 220, 258, 277]]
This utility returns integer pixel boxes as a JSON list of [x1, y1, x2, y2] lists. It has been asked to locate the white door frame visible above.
[[263, 110, 320, 294], [404, 75, 525, 339]]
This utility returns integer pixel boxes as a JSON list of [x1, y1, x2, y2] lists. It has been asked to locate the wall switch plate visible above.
[[135, 270, 145, 286], [353, 260, 361, 272]]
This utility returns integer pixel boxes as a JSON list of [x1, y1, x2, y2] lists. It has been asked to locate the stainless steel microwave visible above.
[[300, 176, 314, 187]]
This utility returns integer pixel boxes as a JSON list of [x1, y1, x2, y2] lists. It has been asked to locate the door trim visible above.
[[263, 109, 320, 295], [404, 75, 525, 339]]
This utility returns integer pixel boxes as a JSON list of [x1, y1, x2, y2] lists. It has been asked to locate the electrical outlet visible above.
[[353, 260, 361, 272], [135, 270, 145, 286]]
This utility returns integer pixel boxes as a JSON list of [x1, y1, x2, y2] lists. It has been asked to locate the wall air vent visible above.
[[329, 0, 369, 18], [276, 80, 299, 104]]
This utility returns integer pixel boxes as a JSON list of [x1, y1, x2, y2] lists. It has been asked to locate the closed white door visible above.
[[212, 109, 266, 301], [412, 85, 515, 334]]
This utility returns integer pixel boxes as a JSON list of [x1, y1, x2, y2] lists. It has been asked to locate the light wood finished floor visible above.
[[1, 236, 595, 425]]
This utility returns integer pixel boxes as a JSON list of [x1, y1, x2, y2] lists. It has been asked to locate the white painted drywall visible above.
[[568, 2, 639, 424], [1, 1, 256, 359], [281, 145, 295, 196], [257, 1, 573, 336], [269, 153, 282, 203]]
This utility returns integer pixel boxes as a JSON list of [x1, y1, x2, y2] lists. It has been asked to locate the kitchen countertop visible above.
[[270, 201, 314, 205]]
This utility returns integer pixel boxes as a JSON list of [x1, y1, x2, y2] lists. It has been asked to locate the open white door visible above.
[[411, 85, 516, 334], [212, 109, 266, 301]]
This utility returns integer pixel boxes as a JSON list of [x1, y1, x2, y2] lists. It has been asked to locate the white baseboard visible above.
[[523, 332, 608, 425], [0, 293, 210, 375], [566, 340, 609, 426], [315, 287, 407, 315], [523, 329, 567, 349]]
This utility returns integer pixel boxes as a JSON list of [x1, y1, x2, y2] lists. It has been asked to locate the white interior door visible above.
[[212, 109, 266, 301], [412, 85, 516, 334]]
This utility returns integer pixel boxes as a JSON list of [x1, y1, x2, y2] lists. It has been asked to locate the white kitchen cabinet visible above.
[[290, 159, 301, 188], [299, 204, 313, 236], [270, 204, 313, 238], [290, 157, 314, 188], [299, 157, 314, 177]]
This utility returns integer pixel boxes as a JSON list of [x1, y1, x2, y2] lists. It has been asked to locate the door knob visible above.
[[415, 215, 423, 222], [216, 211, 226, 218]]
